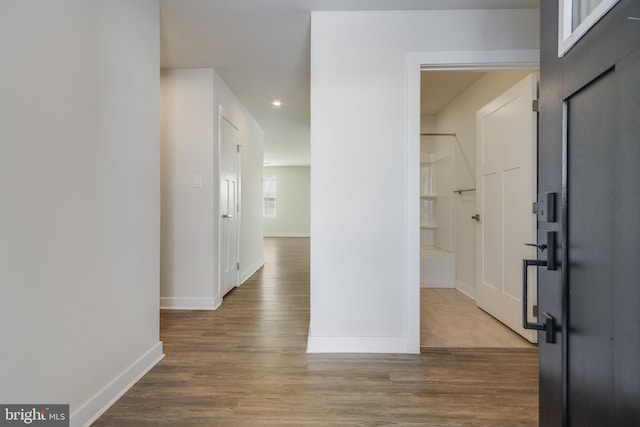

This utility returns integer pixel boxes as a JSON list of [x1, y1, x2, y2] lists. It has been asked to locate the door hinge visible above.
[[236, 262, 240, 271], [533, 304, 538, 317], [532, 99, 539, 112], [236, 144, 241, 153]]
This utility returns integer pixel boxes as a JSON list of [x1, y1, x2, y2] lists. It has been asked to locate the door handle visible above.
[[525, 242, 547, 251], [471, 214, 480, 221], [522, 258, 556, 343], [222, 214, 233, 219]]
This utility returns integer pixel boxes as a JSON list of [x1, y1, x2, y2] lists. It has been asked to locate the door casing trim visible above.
[[217, 105, 241, 307]]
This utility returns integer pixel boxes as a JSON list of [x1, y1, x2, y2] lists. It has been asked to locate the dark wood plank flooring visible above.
[[94, 237, 538, 426]]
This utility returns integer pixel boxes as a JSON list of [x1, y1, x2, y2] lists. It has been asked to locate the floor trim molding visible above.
[[240, 257, 265, 284], [160, 297, 217, 310], [455, 280, 476, 300], [263, 233, 310, 238], [306, 336, 416, 354], [421, 280, 455, 288], [73, 342, 164, 427]]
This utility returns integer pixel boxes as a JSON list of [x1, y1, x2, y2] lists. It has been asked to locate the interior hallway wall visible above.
[[161, 69, 264, 309], [309, 9, 539, 353], [0, 2, 162, 425], [263, 166, 311, 237], [432, 71, 534, 298], [161, 69, 216, 309]]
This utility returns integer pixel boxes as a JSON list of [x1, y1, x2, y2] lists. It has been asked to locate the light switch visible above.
[[193, 174, 202, 188]]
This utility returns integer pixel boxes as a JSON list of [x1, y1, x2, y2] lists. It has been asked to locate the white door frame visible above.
[[217, 106, 241, 304], [405, 50, 539, 353]]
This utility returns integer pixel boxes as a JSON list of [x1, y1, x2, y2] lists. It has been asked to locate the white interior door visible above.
[[475, 73, 538, 343], [220, 116, 239, 297]]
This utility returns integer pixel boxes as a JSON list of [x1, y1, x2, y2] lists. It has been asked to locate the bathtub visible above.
[[420, 247, 455, 288]]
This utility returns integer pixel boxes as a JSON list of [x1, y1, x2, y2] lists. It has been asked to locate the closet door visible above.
[[475, 73, 538, 343]]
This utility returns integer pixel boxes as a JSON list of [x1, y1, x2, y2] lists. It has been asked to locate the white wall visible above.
[[309, 9, 539, 353], [0, 1, 162, 425], [263, 166, 311, 237], [432, 70, 534, 297], [161, 69, 264, 309], [161, 69, 216, 309]]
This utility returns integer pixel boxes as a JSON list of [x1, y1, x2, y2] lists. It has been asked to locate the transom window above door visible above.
[[559, 0, 620, 56]]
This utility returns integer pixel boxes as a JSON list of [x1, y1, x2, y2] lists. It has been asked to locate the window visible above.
[[573, 0, 602, 28], [559, 0, 620, 57], [263, 175, 276, 218]]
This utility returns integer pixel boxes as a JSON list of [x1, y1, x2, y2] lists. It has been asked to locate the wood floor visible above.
[[95, 237, 538, 426], [421, 288, 535, 348]]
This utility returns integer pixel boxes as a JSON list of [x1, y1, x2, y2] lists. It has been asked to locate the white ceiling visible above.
[[421, 71, 486, 116], [159, 0, 539, 166]]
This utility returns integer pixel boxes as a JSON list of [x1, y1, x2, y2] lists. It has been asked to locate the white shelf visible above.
[[420, 223, 437, 230], [420, 152, 436, 246], [420, 153, 434, 163]]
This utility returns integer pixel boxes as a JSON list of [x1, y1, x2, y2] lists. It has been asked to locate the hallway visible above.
[[95, 237, 538, 426]]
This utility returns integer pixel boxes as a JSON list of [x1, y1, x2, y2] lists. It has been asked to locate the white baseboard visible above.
[[160, 297, 217, 310], [306, 335, 416, 354], [420, 279, 455, 288], [455, 280, 476, 300], [263, 233, 310, 237], [240, 257, 264, 284], [73, 342, 164, 427]]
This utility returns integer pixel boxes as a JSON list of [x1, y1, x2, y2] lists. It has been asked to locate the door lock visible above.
[[524, 231, 557, 270], [533, 192, 557, 222]]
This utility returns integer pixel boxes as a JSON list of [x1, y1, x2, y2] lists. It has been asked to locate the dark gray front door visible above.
[[539, 1, 640, 426]]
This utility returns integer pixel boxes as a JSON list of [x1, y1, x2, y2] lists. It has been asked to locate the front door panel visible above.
[[566, 68, 617, 427], [539, 1, 640, 425]]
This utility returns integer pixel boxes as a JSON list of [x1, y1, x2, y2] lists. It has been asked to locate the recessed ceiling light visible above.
[[272, 100, 282, 107]]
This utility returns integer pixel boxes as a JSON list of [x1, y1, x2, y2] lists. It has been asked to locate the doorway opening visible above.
[[416, 66, 539, 349]]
